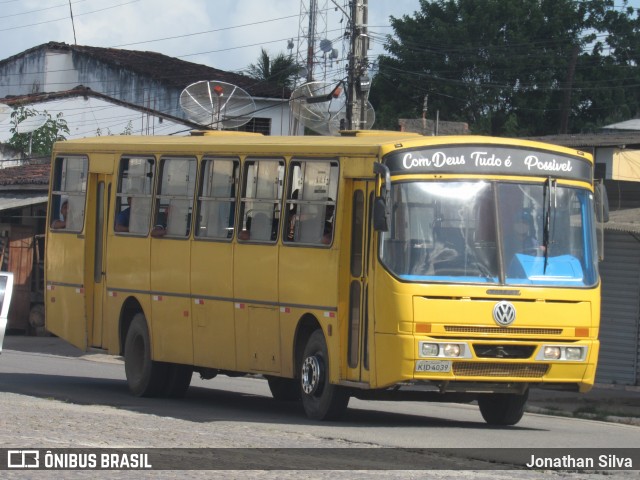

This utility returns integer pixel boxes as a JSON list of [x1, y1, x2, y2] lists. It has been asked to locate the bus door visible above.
[[345, 179, 374, 384], [46, 155, 90, 350], [89, 175, 109, 348]]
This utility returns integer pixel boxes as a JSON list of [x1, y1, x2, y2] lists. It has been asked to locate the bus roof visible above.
[[52, 130, 590, 162]]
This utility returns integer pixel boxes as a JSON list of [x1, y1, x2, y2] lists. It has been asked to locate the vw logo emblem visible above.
[[493, 301, 516, 326]]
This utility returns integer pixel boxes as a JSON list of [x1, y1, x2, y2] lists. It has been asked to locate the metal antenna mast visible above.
[[295, 0, 328, 83], [346, 0, 369, 130]]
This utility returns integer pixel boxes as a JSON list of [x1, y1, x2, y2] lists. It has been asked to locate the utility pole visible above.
[[346, 0, 370, 130], [559, 45, 579, 134], [306, 0, 317, 82]]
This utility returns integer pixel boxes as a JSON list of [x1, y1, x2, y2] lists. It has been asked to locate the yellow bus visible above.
[[45, 131, 605, 425]]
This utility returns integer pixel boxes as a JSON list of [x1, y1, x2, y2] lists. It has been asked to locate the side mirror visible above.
[[373, 197, 389, 232], [594, 181, 609, 261], [594, 181, 609, 223], [373, 162, 391, 232]]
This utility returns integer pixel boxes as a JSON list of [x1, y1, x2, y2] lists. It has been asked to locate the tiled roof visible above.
[[0, 161, 50, 187], [1, 42, 288, 99]]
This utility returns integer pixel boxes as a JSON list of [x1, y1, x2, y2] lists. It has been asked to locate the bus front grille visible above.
[[453, 362, 549, 378], [445, 326, 563, 335]]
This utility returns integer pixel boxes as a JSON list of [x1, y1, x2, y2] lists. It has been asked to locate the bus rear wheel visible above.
[[124, 313, 167, 397], [300, 330, 349, 420], [162, 363, 193, 398], [477, 390, 529, 426]]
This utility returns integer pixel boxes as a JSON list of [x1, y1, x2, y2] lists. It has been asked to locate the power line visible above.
[[0, 0, 140, 33]]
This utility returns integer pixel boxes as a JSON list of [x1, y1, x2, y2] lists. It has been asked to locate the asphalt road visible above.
[[0, 341, 639, 478]]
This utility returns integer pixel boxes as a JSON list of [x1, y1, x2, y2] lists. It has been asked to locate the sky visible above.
[[0, 0, 422, 79]]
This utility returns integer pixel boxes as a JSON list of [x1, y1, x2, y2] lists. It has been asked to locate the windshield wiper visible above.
[[542, 177, 556, 273]]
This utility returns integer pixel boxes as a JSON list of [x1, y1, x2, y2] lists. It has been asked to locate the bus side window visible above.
[[195, 158, 239, 240], [50, 156, 88, 233], [284, 160, 339, 246], [238, 158, 284, 243], [154, 157, 197, 238], [115, 157, 155, 235]]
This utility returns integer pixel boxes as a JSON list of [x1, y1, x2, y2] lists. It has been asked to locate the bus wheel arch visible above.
[[293, 314, 322, 378], [123, 312, 168, 397], [118, 296, 146, 355]]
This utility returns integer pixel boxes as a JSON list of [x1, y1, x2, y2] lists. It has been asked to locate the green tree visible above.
[[7, 106, 70, 155], [247, 48, 298, 90], [97, 120, 133, 136], [370, 0, 640, 136]]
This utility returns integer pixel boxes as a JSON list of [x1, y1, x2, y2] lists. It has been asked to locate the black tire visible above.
[[300, 330, 349, 420], [124, 313, 167, 397], [478, 390, 529, 426], [162, 363, 193, 398], [267, 376, 301, 402]]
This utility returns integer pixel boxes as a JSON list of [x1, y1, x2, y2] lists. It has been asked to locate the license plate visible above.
[[415, 360, 452, 373]]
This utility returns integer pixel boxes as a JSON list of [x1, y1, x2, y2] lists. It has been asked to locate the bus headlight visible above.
[[543, 346, 561, 360], [565, 347, 586, 361], [419, 341, 470, 358], [421, 343, 439, 357], [443, 343, 463, 357], [536, 345, 587, 361]]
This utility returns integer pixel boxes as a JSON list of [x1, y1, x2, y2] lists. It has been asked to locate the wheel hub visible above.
[[301, 355, 322, 395]]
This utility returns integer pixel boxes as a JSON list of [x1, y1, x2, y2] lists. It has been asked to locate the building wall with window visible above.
[[0, 42, 297, 137]]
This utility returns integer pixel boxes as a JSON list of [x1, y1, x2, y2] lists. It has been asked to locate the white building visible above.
[[0, 41, 297, 144]]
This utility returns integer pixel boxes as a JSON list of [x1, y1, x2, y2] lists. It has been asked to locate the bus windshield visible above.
[[380, 180, 598, 287]]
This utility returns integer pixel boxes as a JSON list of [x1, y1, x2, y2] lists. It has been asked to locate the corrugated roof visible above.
[[1, 42, 288, 100], [0, 193, 48, 211], [525, 132, 640, 149], [605, 208, 640, 234], [0, 85, 202, 130]]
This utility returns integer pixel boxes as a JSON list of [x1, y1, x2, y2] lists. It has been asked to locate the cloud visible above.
[[0, 0, 421, 75]]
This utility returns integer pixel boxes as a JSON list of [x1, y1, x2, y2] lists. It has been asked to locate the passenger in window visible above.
[[321, 201, 335, 245], [286, 190, 299, 241], [115, 197, 132, 232], [507, 210, 543, 257], [51, 200, 68, 229], [151, 208, 168, 238], [238, 215, 252, 240]]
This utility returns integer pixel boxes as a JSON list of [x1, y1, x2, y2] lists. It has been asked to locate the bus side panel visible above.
[[234, 243, 279, 373], [191, 241, 236, 370], [45, 232, 88, 350], [279, 246, 340, 378], [105, 235, 151, 351], [150, 238, 193, 365]]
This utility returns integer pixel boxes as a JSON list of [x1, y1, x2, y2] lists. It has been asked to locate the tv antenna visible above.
[[290, 80, 374, 136], [180, 80, 255, 130], [15, 113, 48, 155]]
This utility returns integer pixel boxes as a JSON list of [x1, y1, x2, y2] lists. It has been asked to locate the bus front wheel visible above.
[[477, 390, 529, 426], [267, 376, 301, 402], [124, 313, 167, 397], [300, 330, 349, 420]]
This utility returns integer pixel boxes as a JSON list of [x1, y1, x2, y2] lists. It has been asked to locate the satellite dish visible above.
[[0, 103, 11, 124], [180, 80, 255, 130], [319, 39, 333, 53], [290, 81, 375, 136], [15, 113, 48, 134]]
